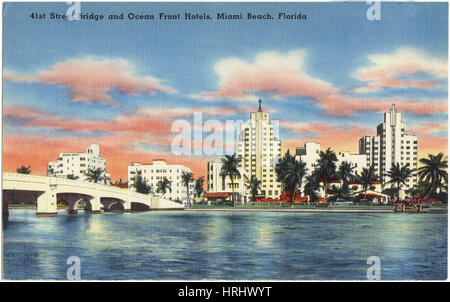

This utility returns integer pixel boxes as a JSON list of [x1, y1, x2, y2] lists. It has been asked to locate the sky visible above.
[[2, 1, 448, 182]]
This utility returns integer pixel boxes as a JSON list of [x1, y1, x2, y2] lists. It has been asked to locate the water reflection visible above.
[[2, 209, 447, 280]]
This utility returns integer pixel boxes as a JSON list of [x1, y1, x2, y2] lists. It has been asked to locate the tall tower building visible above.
[[359, 104, 418, 194], [237, 99, 282, 199]]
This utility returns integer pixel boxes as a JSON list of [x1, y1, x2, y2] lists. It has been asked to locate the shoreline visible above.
[[186, 208, 393, 213], [6, 205, 447, 214], [186, 208, 447, 213]]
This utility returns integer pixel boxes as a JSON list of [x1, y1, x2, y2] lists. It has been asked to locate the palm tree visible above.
[[156, 177, 172, 197], [181, 171, 194, 206], [17, 165, 31, 174], [285, 160, 307, 207], [135, 175, 152, 195], [244, 175, 261, 202], [275, 150, 296, 191], [329, 184, 351, 203], [337, 161, 355, 191], [406, 182, 428, 199], [314, 148, 338, 201], [354, 165, 378, 197], [113, 178, 125, 185], [84, 167, 105, 183], [385, 163, 414, 201], [194, 176, 205, 201], [417, 153, 448, 199], [220, 154, 241, 206], [103, 174, 110, 185], [275, 151, 308, 207], [304, 174, 321, 205]]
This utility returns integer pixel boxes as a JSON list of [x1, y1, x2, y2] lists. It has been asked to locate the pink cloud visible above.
[[4, 57, 176, 104], [3, 104, 249, 171], [410, 122, 448, 136], [281, 120, 372, 153], [316, 94, 448, 117], [409, 122, 448, 159], [354, 47, 447, 92], [135, 105, 248, 118], [3, 105, 51, 119], [195, 50, 338, 101], [194, 49, 447, 117], [3, 104, 248, 134], [4, 108, 171, 135]]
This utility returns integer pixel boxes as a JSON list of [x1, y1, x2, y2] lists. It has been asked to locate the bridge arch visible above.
[[109, 202, 125, 212], [101, 197, 127, 212], [57, 192, 95, 214], [3, 189, 44, 206], [130, 201, 151, 212]]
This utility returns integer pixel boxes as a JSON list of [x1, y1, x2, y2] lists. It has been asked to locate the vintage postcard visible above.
[[1, 1, 448, 284]]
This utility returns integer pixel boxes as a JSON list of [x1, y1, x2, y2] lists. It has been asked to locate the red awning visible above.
[[320, 178, 341, 183], [359, 193, 384, 198], [348, 180, 381, 185], [111, 184, 128, 189], [202, 192, 229, 198]]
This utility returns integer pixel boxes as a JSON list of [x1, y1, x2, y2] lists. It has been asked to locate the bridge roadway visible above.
[[2, 172, 184, 216]]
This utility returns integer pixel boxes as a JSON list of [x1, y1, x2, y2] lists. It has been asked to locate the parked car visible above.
[[332, 200, 353, 205], [358, 199, 372, 205], [214, 199, 233, 206]]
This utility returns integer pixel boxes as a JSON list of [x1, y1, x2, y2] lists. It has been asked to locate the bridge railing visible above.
[[2, 172, 51, 183], [2, 172, 151, 201]]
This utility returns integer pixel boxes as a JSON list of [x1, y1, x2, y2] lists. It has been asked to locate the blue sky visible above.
[[2, 1, 448, 179]]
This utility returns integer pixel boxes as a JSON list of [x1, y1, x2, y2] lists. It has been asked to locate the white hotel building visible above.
[[205, 99, 282, 200], [237, 100, 282, 199], [127, 160, 194, 204], [359, 104, 418, 194], [295, 142, 367, 179], [47, 143, 110, 184]]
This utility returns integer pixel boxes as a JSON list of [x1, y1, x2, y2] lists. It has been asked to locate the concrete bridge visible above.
[[2, 172, 184, 216]]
